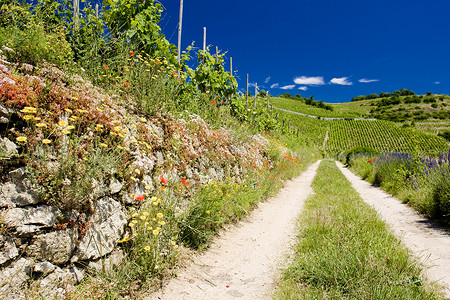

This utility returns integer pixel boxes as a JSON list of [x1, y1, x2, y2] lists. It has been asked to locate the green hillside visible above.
[[270, 96, 449, 155]]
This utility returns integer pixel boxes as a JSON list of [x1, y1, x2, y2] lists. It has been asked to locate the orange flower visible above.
[[135, 195, 145, 201], [124, 82, 130, 86], [181, 177, 188, 187], [280, 164, 284, 167], [174, 166, 178, 170], [103, 65, 109, 70], [129, 51, 135, 56], [173, 72, 178, 76], [211, 100, 216, 105], [160, 177, 168, 185]]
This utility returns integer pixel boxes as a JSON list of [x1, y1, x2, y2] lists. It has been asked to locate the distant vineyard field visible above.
[[274, 110, 448, 155], [327, 120, 448, 155]]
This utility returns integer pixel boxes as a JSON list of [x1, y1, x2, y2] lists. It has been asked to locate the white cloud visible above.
[[330, 77, 353, 86], [270, 83, 279, 89], [298, 86, 308, 91], [248, 82, 257, 88], [280, 85, 295, 90], [359, 78, 379, 83], [265, 76, 271, 83], [435, 81, 440, 85], [293, 76, 325, 85]]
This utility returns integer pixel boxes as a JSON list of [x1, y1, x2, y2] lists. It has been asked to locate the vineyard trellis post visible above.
[[246, 74, 249, 110], [203, 27, 206, 52], [215, 46, 219, 64], [271, 104, 273, 117], [177, 0, 184, 64], [73, 0, 79, 30], [95, 4, 99, 18], [230, 57, 232, 75], [254, 83, 257, 108]]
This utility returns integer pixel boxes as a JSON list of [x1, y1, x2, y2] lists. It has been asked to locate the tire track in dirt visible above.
[[336, 161, 450, 298], [148, 161, 321, 300]]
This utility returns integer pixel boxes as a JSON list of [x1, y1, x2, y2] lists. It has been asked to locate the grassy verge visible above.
[[275, 160, 443, 299], [345, 154, 450, 227]]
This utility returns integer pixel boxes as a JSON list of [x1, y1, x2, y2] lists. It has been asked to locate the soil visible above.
[[148, 160, 450, 299], [148, 161, 321, 300], [336, 161, 450, 298]]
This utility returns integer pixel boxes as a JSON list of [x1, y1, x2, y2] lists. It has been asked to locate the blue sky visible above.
[[159, 0, 450, 103]]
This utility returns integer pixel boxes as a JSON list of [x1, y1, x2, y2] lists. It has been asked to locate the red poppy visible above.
[[253, 166, 257, 169], [202, 167, 206, 172], [211, 100, 216, 105], [103, 65, 109, 70], [280, 164, 284, 167], [160, 177, 168, 185], [181, 177, 188, 187], [124, 82, 130, 86], [174, 166, 178, 170], [173, 72, 178, 76], [367, 158, 376, 163], [129, 51, 135, 56], [213, 133, 216, 137], [135, 195, 144, 201]]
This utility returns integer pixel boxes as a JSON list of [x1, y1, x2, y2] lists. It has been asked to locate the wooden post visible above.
[[230, 57, 233, 75], [73, 0, 79, 30], [254, 83, 257, 108], [177, 0, 184, 64], [215, 46, 219, 64], [203, 27, 206, 52], [246, 74, 249, 110], [266, 96, 269, 109], [95, 4, 99, 18], [271, 104, 273, 116]]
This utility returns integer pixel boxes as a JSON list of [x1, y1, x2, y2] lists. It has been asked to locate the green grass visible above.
[[270, 97, 366, 119], [275, 160, 443, 299]]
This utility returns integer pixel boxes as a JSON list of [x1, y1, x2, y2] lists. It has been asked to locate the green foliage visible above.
[[103, 0, 178, 65], [188, 48, 237, 103], [0, 23, 73, 67]]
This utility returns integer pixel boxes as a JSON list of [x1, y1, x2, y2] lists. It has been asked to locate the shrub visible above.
[[0, 24, 73, 67]]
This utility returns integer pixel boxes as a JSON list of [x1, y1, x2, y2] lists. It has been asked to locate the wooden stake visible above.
[[215, 46, 219, 64], [177, 0, 184, 64], [203, 27, 206, 52], [254, 83, 257, 108], [230, 57, 233, 75], [246, 74, 249, 110], [95, 4, 99, 18]]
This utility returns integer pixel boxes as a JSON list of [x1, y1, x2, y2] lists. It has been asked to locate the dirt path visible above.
[[148, 161, 321, 300], [336, 161, 450, 298]]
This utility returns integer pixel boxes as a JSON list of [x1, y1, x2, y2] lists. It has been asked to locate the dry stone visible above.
[[38, 266, 83, 299], [87, 249, 125, 273], [0, 137, 18, 157], [0, 236, 18, 265], [71, 197, 126, 262], [27, 227, 78, 264], [33, 261, 56, 276], [0, 168, 41, 207], [0, 257, 34, 299], [2, 205, 61, 235], [109, 178, 123, 194]]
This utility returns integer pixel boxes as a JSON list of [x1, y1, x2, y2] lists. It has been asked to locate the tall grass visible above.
[[275, 160, 443, 299]]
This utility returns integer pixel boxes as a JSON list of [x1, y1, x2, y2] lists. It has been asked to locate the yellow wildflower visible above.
[[23, 115, 33, 120], [16, 136, 27, 142], [58, 120, 68, 126], [170, 241, 176, 246], [36, 123, 46, 128], [206, 210, 211, 215], [157, 213, 163, 219], [64, 108, 73, 113], [67, 125, 75, 130], [33, 117, 41, 121], [42, 139, 51, 144], [132, 220, 138, 224], [159, 221, 165, 226], [140, 118, 146, 122], [100, 143, 108, 148], [61, 130, 70, 135], [140, 216, 146, 220], [143, 212, 149, 216], [152, 230, 159, 236], [144, 246, 151, 251], [132, 213, 139, 217]]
